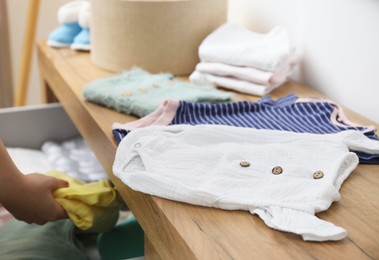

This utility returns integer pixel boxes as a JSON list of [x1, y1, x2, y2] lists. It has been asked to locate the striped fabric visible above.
[[113, 94, 378, 164], [172, 95, 376, 135]]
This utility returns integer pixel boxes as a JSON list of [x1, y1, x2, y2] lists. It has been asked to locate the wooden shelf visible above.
[[37, 41, 379, 259]]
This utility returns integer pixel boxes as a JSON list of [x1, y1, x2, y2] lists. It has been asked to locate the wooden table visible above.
[[37, 41, 379, 259]]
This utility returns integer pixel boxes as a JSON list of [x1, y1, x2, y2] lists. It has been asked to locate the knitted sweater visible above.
[[83, 68, 233, 117]]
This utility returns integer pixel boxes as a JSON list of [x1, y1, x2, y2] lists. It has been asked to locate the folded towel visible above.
[[195, 62, 292, 86], [199, 23, 295, 72], [190, 70, 284, 96]]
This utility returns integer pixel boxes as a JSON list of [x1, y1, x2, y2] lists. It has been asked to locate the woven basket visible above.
[[90, 0, 227, 75]]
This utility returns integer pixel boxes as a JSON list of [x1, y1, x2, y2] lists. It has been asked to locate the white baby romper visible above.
[[113, 124, 379, 241]]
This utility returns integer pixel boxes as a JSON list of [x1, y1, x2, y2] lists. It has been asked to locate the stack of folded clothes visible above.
[[190, 23, 298, 96]]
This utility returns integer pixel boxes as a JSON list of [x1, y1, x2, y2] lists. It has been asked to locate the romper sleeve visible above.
[[251, 206, 347, 241], [337, 130, 379, 154]]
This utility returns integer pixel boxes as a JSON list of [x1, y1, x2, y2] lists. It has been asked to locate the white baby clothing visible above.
[[198, 23, 295, 72], [194, 62, 290, 86], [192, 23, 297, 96], [189, 70, 283, 96], [113, 124, 379, 241]]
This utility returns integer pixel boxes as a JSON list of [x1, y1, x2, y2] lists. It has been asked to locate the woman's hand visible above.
[[1, 138, 68, 224], [1, 172, 69, 225]]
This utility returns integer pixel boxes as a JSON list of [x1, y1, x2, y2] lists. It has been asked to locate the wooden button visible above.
[[313, 171, 324, 179], [272, 166, 283, 175], [240, 161, 250, 167]]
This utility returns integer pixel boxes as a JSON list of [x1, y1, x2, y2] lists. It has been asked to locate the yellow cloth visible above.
[[47, 171, 121, 233]]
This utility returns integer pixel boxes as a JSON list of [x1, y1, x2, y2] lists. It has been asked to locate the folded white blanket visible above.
[[199, 23, 295, 72], [195, 62, 292, 86], [189, 71, 284, 96]]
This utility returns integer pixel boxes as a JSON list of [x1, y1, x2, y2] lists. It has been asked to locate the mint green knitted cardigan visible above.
[[83, 68, 234, 117]]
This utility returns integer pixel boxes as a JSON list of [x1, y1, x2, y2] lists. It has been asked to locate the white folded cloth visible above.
[[189, 70, 283, 96], [194, 62, 290, 86], [199, 23, 295, 72]]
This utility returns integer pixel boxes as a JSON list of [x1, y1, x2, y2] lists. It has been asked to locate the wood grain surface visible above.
[[37, 41, 379, 260]]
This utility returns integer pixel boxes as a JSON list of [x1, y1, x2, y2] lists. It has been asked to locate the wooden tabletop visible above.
[[37, 41, 379, 259]]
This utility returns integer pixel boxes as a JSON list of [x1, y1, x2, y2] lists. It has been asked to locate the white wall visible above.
[[228, 0, 379, 124], [7, 0, 379, 124], [7, 0, 70, 105]]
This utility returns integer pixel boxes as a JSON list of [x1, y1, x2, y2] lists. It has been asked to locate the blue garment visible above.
[[113, 94, 378, 164], [172, 95, 375, 135]]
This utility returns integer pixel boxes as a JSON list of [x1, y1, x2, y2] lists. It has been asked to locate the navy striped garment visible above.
[[113, 94, 378, 164]]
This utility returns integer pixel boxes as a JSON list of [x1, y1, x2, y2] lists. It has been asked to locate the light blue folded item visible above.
[[48, 22, 82, 48], [0, 219, 88, 260], [71, 28, 91, 51], [83, 68, 234, 117]]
